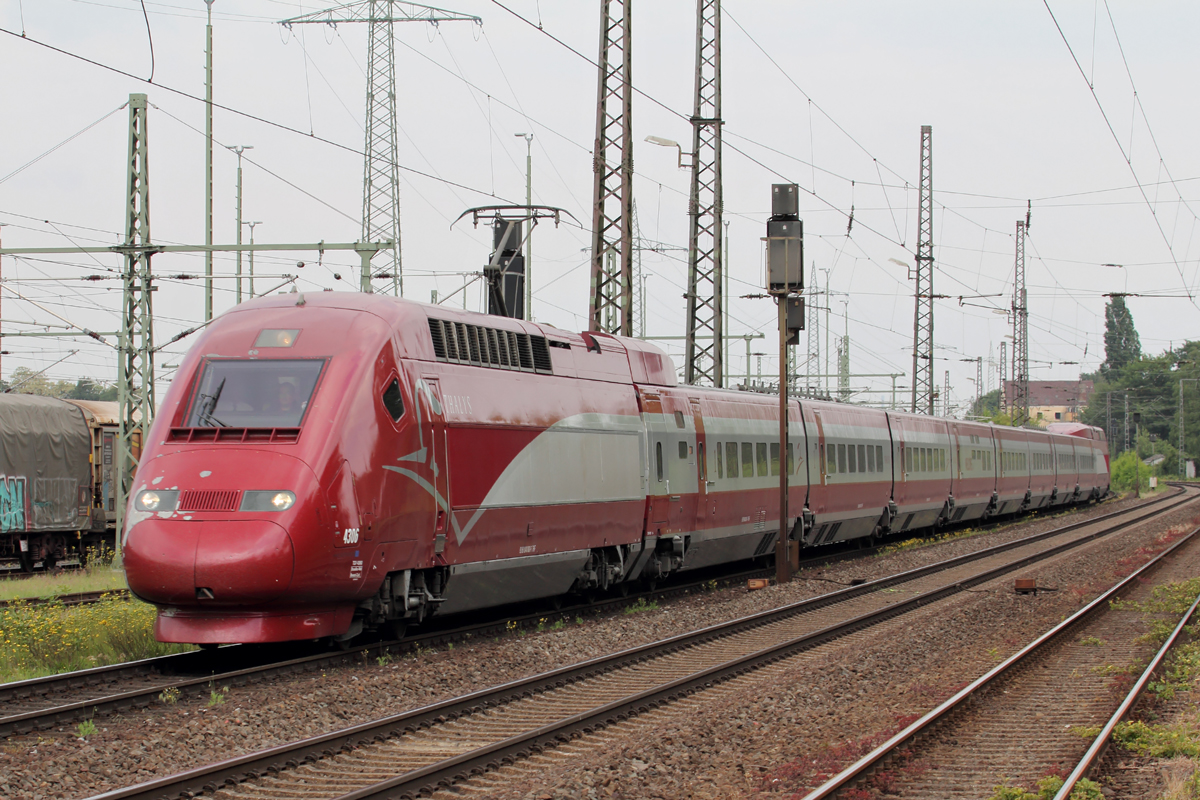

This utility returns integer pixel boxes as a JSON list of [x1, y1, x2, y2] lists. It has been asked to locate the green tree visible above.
[[972, 388, 1001, 419], [66, 378, 117, 401], [1103, 295, 1141, 374]]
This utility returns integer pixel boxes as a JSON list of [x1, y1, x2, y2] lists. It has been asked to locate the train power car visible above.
[[0, 395, 121, 571], [121, 292, 1110, 645]]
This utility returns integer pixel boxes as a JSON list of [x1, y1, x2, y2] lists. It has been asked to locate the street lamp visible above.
[[514, 133, 533, 320], [644, 135, 692, 170]]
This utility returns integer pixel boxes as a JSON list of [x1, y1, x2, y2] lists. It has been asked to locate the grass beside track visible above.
[[0, 592, 193, 682], [0, 567, 129, 603]]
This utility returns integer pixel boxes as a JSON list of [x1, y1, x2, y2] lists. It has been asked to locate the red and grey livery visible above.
[[123, 292, 1110, 644]]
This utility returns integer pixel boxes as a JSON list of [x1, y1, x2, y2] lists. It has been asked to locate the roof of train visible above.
[[0, 393, 92, 482], [61, 399, 122, 424]]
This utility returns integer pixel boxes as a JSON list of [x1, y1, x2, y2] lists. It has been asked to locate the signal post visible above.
[[764, 184, 803, 583]]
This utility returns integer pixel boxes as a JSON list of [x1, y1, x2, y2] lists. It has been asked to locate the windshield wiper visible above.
[[196, 377, 229, 427]]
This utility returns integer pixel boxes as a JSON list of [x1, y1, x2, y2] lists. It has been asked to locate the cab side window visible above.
[[382, 379, 405, 422]]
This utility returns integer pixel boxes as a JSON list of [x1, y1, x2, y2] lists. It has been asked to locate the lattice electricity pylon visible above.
[[683, 0, 723, 386], [280, 2, 481, 296], [910, 125, 935, 414], [589, 0, 634, 336], [1012, 220, 1030, 425], [116, 94, 155, 548]]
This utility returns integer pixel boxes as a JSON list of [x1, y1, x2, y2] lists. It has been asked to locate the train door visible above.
[[690, 399, 712, 527], [810, 410, 826, 513], [422, 377, 451, 555]]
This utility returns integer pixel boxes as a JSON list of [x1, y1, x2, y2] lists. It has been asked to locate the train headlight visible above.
[[240, 490, 296, 512], [135, 490, 179, 512]]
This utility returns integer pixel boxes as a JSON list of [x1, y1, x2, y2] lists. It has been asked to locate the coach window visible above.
[[940, 449, 946, 472], [847, 443, 857, 473], [675, 411, 685, 428], [770, 443, 780, 476], [678, 441, 688, 460], [866, 445, 876, 473], [756, 443, 768, 477], [727, 442, 739, 478], [381, 379, 405, 422], [716, 442, 724, 479], [922, 448, 929, 473], [837, 443, 847, 474], [858, 445, 867, 474], [787, 443, 795, 474], [699, 444, 706, 480], [742, 442, 754, 477], [656, 443, 664, 482], [877, 446, 884, 472], [827, 443, 837, 475]]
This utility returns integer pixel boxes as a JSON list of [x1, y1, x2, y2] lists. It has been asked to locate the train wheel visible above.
[[389, 620, 408, 641], [199, 643, 219, 652]]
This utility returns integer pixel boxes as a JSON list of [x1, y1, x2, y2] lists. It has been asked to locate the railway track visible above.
[[803, 510, 1200, 798], [87, 487, 1194, 800], [0, 587, 131, 608], [0, 545, 859, 739], [1055, 582, 1200, 799]]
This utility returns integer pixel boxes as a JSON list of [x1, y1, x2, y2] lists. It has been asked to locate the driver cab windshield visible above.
[[185, 359, 325, 428]]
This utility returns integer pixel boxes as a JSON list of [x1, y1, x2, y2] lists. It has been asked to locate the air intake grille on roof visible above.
[[427, 318, 553, 375], [179, 490, 240, 512]]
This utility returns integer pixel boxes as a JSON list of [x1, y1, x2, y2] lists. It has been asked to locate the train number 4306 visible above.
[[341, 527, 360, 545]]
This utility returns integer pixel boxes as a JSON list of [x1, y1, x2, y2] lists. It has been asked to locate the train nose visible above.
[[125, 519, 295, 605]]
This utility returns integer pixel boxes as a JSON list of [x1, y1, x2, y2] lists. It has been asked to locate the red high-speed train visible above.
[[123, 292, 1110, 645]]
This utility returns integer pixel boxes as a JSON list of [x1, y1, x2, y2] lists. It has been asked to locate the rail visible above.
[[801, 521, 1200, 799]]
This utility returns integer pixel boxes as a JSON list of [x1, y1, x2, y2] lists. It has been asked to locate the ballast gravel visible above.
[[0, 492, 1190, 800]]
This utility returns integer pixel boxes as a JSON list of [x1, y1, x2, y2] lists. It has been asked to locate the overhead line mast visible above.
[[910, 125, 935, 414], [280, 2, 482, 296], [683, 0, 723, 387], [589, 0, 634, 336], [1012, 219, 1030, 425]]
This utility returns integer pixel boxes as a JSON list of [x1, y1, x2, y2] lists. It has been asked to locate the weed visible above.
[[1079, 636, 1106, 647], [575, 616, 584, 625], [0, 592, 192, 682], [158, 686, 181, 705], [376, 654, 393, 667], [1111, 720, 1200, 758], [988, 647, 1000, 661], [536, 617, 547, 633], [207, 682, 229, 707], [1150, 640, 1200, 701], [1070, 724, 1103, 740], [988, 775, 1103, 800], [505, 620, 518, 635], [447, 642, 454, 650], [623, 598, 659, 615], [551, 619, 565, 631], [76, 719, 98, 739]]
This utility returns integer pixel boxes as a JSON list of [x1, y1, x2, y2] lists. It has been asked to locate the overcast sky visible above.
[[1, 0, 1197, 409]]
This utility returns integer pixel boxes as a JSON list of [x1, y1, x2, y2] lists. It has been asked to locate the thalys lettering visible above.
[[121, 293, 1111, 646]]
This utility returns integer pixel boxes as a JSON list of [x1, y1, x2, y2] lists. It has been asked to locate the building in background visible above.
[[1005, 380, 1094, 426]]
